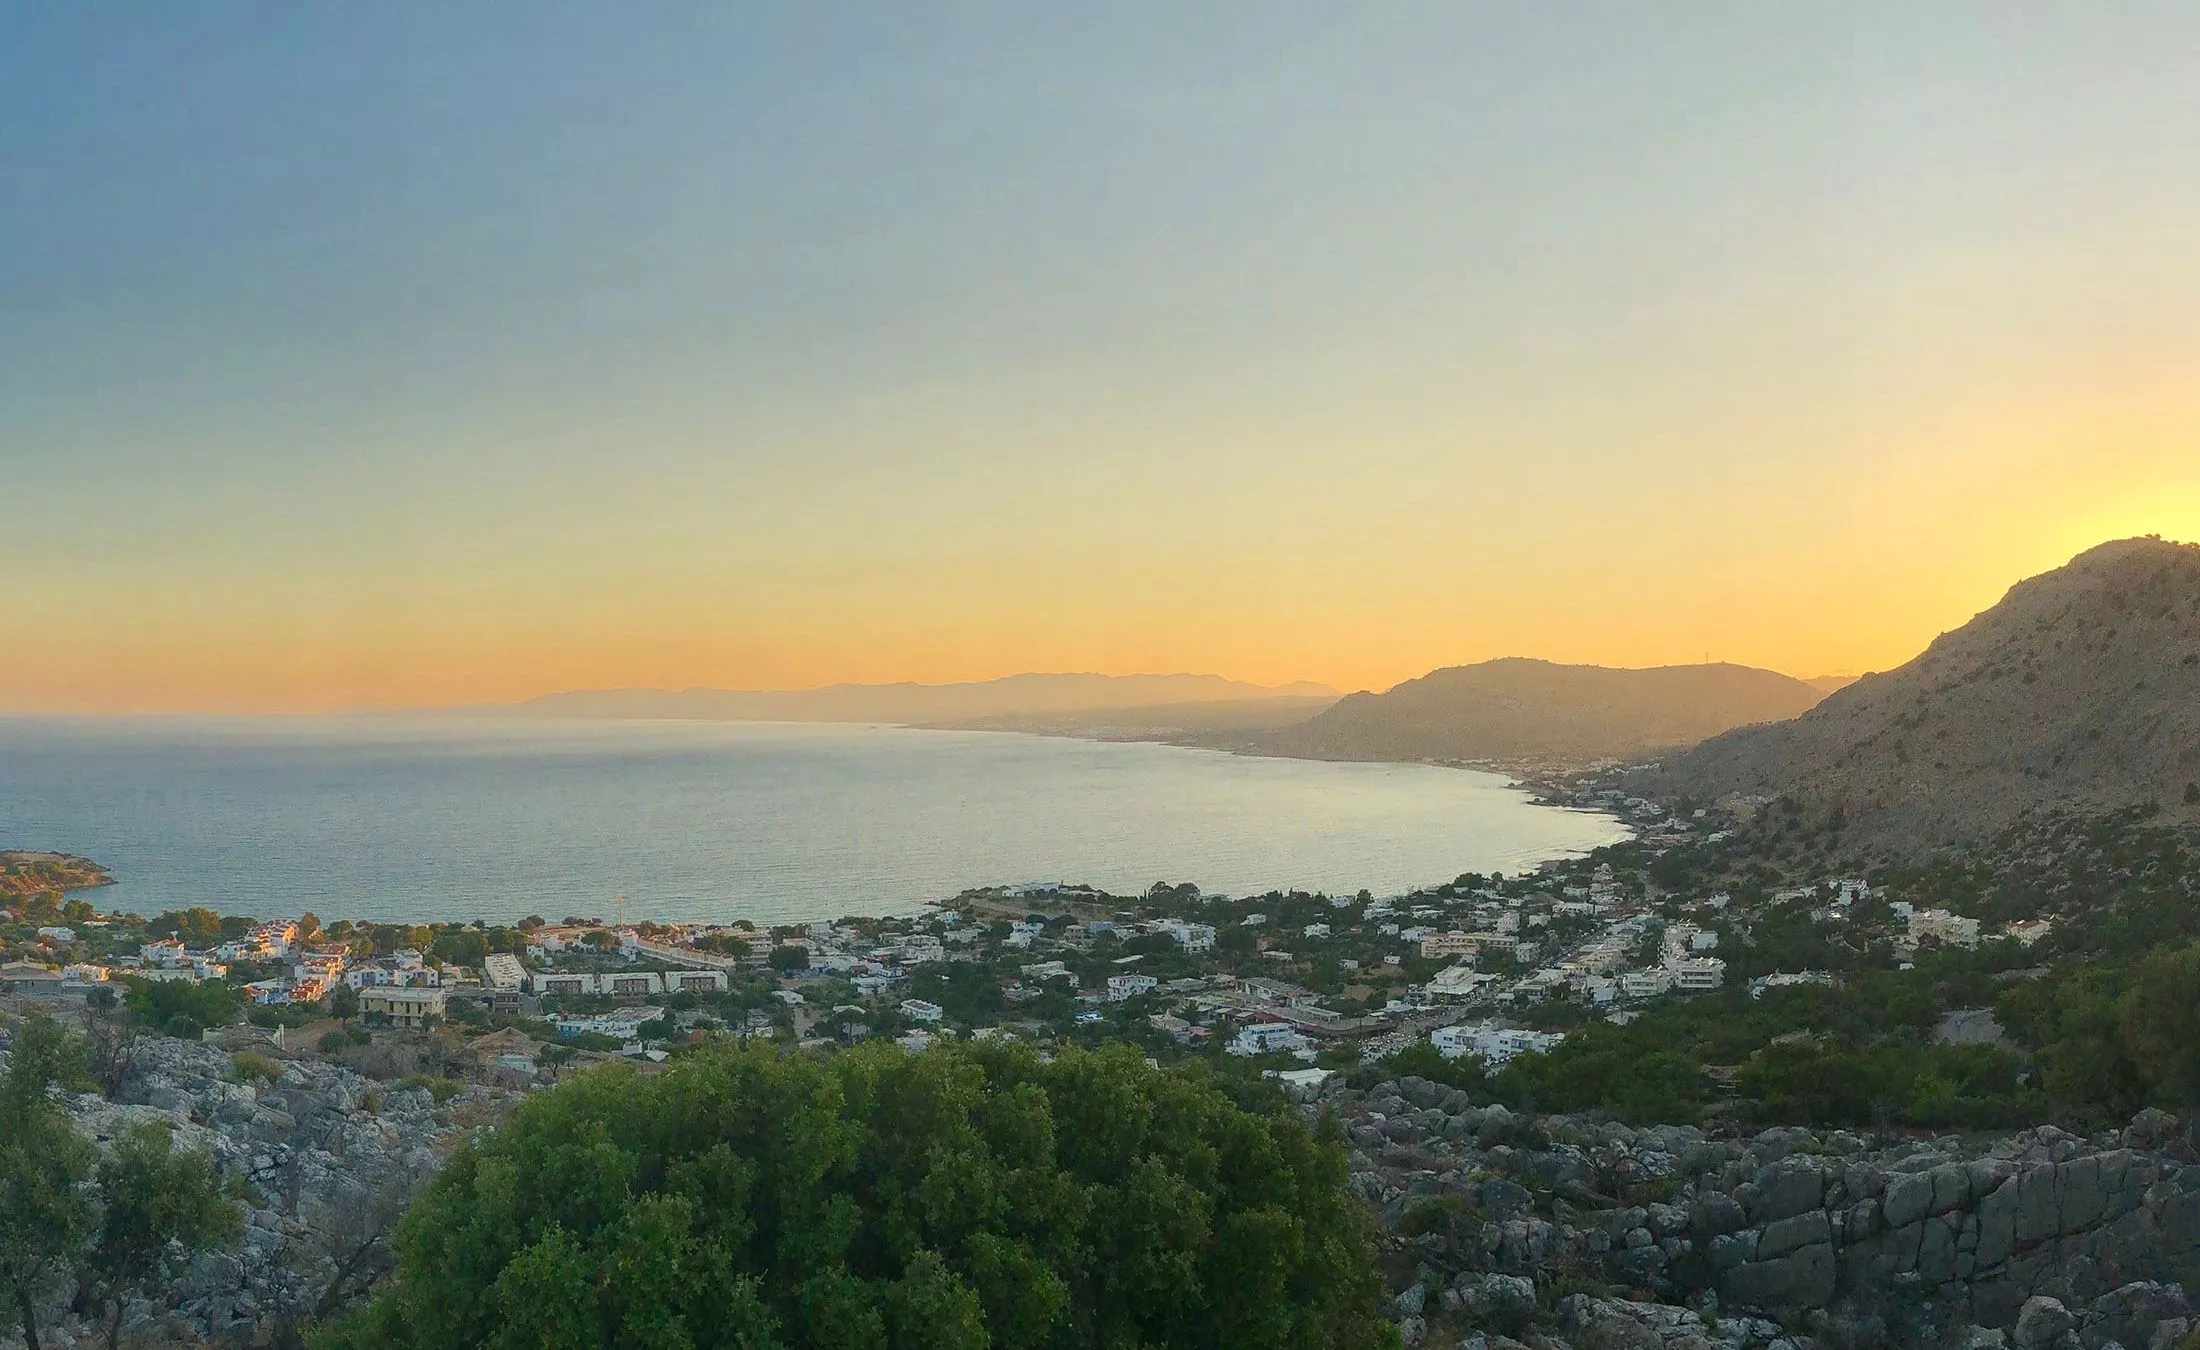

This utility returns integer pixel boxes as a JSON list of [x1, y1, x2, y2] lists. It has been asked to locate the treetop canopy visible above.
[[320, 1039, 1395, 1350]]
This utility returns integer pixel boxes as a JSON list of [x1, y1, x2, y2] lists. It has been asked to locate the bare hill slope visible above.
[[1659, 538, 2200, 849], [1252, 658, 1828, 765]]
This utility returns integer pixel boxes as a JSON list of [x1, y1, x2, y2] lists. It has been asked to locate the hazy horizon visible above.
[[9, 7, 2199, 713], [0, 657, 1870, 719]]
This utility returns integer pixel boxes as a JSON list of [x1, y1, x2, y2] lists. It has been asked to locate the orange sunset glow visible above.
[[7, 8, 2199, 712]]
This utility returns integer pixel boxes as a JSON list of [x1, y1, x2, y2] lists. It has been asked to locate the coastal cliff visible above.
[[1, 850, 113, 898]]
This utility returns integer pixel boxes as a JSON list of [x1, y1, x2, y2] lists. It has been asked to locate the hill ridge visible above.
[[1654, 536, 2200, 850], [1249, 657, 1828, 765], [505, 672, 1338, 724]]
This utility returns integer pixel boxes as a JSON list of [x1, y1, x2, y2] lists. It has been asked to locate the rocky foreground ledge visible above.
[[1301, 1074, 2200, 1350], [37, 1036, 520, 1348], [13, 1039, 2197, 1350]]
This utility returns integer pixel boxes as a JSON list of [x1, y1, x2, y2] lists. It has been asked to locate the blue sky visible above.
[[6, 5, 2199, 709]]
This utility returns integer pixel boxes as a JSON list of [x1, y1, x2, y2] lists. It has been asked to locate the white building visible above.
[[529, 969, 665, 999], [2003, 918, 2055, 946], [1159, 920, 1216, 952], [1226, 1022, 1313, 1057], [1751, 971, 1835, 999], [1019, 960, 1078, 987], [1430, 1021, 1564, 1066], [1418, 931, 1481, 960], [1422, 964, 1499, 1001], [899, 998, 944, 1024], [482, 953, 527, 991], [1909, 908, 1981, 949], [1670, 958, 1725, 991], [344, 960, 442, 990], [1620, 968, 1673, 998], [552, 1005, 659, 1044], [890, 935, 947, 965], [1105, 973, 1158, 1002], [1428, 932, 1538, 963]]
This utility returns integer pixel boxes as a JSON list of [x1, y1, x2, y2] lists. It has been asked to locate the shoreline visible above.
[[0, 849, 115, 898], [2, 721, 1634, 929]]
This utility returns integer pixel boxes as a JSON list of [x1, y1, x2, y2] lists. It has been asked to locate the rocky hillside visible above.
[[25, 1034, 519, 1347], [1252, 660, 1828, 766], [1657, 539, 2200, 851], [1301, 1072, 2200, 1350]]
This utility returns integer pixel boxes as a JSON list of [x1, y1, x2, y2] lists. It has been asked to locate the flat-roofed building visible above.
[[482, 952, 527, 991], [359, 986, 446, 1030]]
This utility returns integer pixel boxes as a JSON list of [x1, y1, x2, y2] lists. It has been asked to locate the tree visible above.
[[79, 1121, 241, 1350], [328, 984, 361, 1025], [2121, 942, 2200, 1106], [152, 907, 225, 946], [317, 1041, 1398, 1350], [0, 1017, 97, 1350], [83, 1002, 140, 1103], [125, 976, 240, 1040], [767, 944, 810, 973], [429, 928, 488, 968]]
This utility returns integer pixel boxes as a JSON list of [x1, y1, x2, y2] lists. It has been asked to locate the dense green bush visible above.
[[319, 1040, 1396, 1350], [1736, 1039, 2035, 1129], [124, 976, 239, 1039]]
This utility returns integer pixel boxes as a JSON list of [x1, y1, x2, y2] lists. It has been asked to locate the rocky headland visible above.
[[0, 851, 113, 899]]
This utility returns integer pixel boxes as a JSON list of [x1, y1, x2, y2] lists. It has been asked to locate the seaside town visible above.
[[0, 792, 2049, 1091], [3, 779, 2191, 1349]]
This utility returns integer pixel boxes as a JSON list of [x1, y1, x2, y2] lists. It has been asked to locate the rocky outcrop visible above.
[[1299, 1075, 2200, 1350], [8, 1033, 518, 1348]]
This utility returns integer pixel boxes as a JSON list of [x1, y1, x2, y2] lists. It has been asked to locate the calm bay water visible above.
[[0, 717, 1628, 926]]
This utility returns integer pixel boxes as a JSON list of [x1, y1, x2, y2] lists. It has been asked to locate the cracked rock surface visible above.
[[1301, 1075, 2200, 1350]]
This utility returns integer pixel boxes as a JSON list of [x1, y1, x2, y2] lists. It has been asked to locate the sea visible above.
[[0, 717, 1630, 927]]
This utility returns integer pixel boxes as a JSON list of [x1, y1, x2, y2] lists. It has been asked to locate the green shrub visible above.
[[317, 1040, 1399, 1350], [230, 1051, 281, 1085], [318, 1031, 348, 1055], [395, 1074, 465, 1104]]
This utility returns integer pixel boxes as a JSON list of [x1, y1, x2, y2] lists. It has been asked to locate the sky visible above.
[[6, 5, 2200, 712]]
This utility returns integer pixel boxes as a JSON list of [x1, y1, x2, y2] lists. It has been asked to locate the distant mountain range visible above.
[[1240, 658, 1831, 765], [507, 673, 1338, 725], [931, 696, 1341, 741], [1655, 538, 2200, 850], [498, 540, 2200, 854]]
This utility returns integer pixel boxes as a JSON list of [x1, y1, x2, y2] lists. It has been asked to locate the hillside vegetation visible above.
[[320, 1040, 1396, 1350], [0, 851, 113, 900], [1250, 659, 1828, 766], [1657, 538, 2200, 850]]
